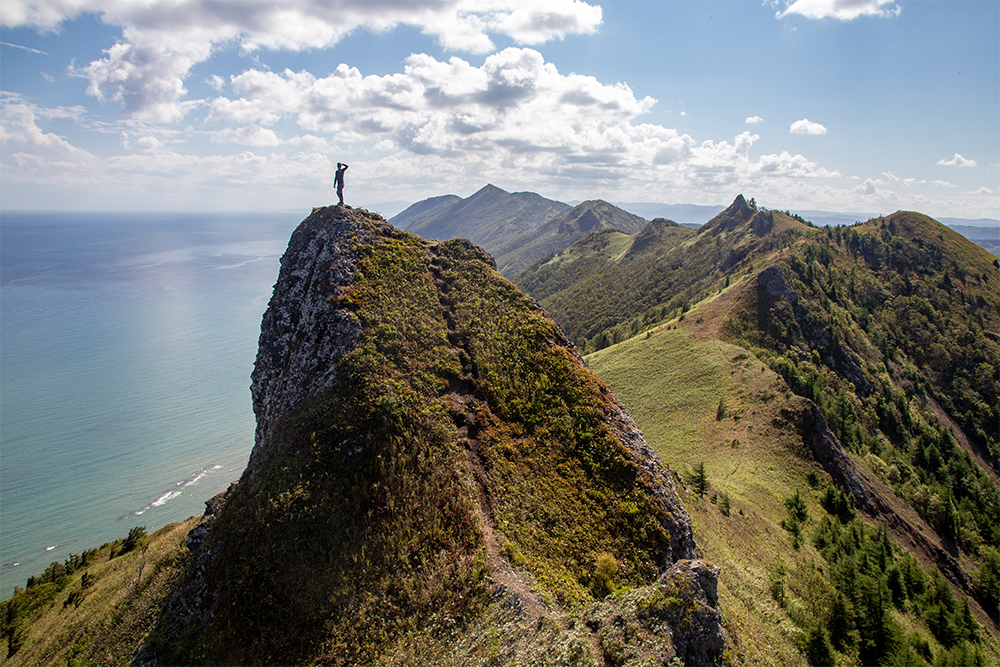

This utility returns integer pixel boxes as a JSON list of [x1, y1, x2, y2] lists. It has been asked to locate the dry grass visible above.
[[586, 323, 842, 666], [4, 518, 197, 667]]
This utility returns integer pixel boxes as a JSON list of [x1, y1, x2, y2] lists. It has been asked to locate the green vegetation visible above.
[[1, 520, 195, 666], [587, 323, 1000, 666], [516, 198, 815, 354], [534, 202, 999, 660], [144, 208, 693, 664], [723, 212, 1000, 582], [8, 201, 998, 664]]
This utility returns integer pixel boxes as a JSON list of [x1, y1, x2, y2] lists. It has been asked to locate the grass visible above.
[[1, 518, 197, 667], [586, 292, 1000, 665], [587, 324, 828, 666]]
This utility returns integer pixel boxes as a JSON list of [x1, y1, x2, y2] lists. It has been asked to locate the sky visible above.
[[1, 0, 997, 219]]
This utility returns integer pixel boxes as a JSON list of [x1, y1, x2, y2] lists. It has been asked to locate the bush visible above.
[[120, 525, 147, 555], [590, 553, 619, 599]]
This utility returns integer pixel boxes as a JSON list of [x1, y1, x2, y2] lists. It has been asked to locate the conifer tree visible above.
[[691, 462, 709, 498]]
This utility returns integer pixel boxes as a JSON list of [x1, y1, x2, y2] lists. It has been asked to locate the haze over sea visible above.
[[1, 211, 303, 593]]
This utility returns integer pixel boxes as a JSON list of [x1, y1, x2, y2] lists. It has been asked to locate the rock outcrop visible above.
[[136, 206, 722, 665]]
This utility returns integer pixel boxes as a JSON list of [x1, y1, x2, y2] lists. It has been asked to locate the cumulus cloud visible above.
[[964, 187, 994, 195], [773, 0, 901, 21], [745, 115, 763, 124], [203, 48, 841, 193], [0, 92, 90, 157], [210, 124, 280, 146], [225, 49, 658, 160], [790, 118, 827, 135], [936, 153, 976, 167], [854, 178, 878, 195], [6, 0, 603, 122], [933, 180, 956, 188]]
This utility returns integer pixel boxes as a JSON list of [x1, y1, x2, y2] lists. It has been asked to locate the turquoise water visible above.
[[1, 211, 302, 594]]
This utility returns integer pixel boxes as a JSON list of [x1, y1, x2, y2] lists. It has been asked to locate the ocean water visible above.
[[1, 211, 303, 594]]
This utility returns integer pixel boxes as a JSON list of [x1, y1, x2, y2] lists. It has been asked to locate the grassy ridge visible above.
[[588, 302, 1000, 665], [588, 327, 825, 665]]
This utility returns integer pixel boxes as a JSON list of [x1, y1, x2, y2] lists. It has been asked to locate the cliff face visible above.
[[139, 206, 721, 666]]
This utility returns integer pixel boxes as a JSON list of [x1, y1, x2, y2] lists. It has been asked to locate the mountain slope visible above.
[[388, 194, 462, 230], [129, 206, 719, 666], [515, 195, 811, 352], [517, 200, 1000, 663], [490, 200, 649, 277], [392, 184, 570, 252]]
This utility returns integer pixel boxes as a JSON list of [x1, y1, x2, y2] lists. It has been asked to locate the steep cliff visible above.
[[137, 206, 721, 665]]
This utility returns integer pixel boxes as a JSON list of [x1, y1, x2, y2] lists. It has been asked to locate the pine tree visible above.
[[805, 626, 836, 667], [691, 462, 709, 498]]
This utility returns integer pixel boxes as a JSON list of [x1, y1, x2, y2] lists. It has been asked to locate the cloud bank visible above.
[[4, 0, 604, 122]]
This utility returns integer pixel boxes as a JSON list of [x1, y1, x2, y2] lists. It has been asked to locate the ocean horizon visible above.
[[1, 210, 305, 595]]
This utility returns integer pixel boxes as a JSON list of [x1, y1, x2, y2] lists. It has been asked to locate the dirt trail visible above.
[[443, 386, 546, 619]]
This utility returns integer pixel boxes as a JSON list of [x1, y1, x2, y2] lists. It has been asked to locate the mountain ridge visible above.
[[132, 205, 721, 666], [3, 194, 998, 666]]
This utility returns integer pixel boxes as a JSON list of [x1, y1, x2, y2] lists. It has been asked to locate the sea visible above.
[[0, 210, 305, 596]]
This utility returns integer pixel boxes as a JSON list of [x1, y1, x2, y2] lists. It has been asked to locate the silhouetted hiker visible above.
[[335, 162, 349, 206]]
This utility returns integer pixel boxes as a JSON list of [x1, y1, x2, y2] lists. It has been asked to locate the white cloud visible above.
[[210, 124, 280, 146], [790, 118, 827, 135], [0, 93, 90, 157], [207, 75, 226, 92], [933, 180, 956, 188], [135, 134, 164, 151], [6, 0, 603, 122], [773, 0, 901, 21], [936, 153, 977, 167], [964, 187, 994, 195], [854, 178, 877, 195], [745, 115, 763, 124], [224, 49, 659, 162], [754, 150, 840, 178]]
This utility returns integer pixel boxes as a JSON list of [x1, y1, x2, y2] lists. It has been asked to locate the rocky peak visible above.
[[248, 206, 366, 478], [139, 205, 719, 665], [700, 194, 755, 235]]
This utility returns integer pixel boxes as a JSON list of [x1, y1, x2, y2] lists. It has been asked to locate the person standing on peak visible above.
[[335, 162, 349, 206]]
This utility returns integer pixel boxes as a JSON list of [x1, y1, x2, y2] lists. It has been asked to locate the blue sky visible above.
[[1, 0, 997, 219]]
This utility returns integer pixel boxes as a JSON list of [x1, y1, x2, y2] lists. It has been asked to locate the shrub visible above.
[[120, 525, 147, 555], [590, 553, 620, 599]]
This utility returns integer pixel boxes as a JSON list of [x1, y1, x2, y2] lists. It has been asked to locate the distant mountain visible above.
[[386, 193, 461, 229], [943, 224, 1000, 257], [514, 195, 803, 346], [391, 183, 570, 251], [490, 199, 649, 277]]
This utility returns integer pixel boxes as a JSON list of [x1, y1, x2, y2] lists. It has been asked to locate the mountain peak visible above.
[[138, 205, 716, 665], [699, 194, 756, 235]]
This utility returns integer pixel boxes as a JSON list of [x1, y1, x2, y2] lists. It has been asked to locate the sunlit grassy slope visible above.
[[587, 317, 1000, 666], [588, 324, 823, 666], [1, 519, 197, 667]]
